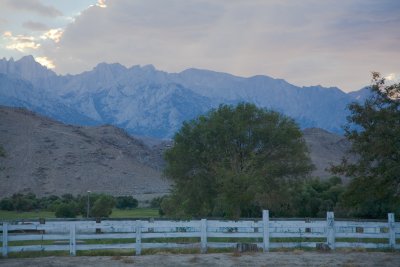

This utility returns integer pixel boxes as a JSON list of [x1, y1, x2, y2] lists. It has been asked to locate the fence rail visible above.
[[1, 211, 399, 257]]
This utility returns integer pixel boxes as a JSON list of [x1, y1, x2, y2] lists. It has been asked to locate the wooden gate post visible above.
[[388, 213, 396, 249], [136, 220, 142, 255], [69, 223, 76, 256], [263, 210, 269, 252], [200, 219, 207, 253], [2, 223, 8, 257], [326, 212, 335, 250]]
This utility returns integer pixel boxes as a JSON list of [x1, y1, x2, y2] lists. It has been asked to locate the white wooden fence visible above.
[[1, 211, 399, 257]]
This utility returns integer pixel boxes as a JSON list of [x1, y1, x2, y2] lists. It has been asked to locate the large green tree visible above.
[[332, 73, 400, 218], [163, 103, 313, 218]]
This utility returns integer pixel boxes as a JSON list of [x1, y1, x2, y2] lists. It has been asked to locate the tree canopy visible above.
[[332, 72, 400, 218], [162, 103, 313, 218]]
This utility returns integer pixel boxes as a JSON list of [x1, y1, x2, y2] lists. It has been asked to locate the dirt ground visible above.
[[1, 252, 400, 267]]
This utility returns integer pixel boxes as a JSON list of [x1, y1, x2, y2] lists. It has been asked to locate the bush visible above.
[[39, 195, 61, 211], [61, 193, 75, 203], [292, 176, 345, 217], [0, 193, 125, 217], [150, 196, 165, 209], [48, 199, 63, 212], [11, 193, 39, 211], [116, 196, 138, 209], [55, 203, 78, 218], [0, 198, 13, 210], [91, 195, 116, 218]]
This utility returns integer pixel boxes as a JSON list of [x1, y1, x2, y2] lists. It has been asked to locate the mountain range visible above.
[[0, 55, 369, 138]]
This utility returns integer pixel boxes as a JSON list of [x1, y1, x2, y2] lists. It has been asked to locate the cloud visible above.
[[4, 0, 62, 17], [384, 73, 400, 88], [385, 73, 399, 81], [44, 0, 400, 91], [2, 31, 41, 52], [0, 18, 7, 28], [40, 28, 63, 43], [3, 31, 12, 37], [97, 0, 107, 8], [22, 21, 49, 31], [35, 56, 55, 69]]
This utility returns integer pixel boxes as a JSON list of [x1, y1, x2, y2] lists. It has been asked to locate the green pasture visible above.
[[0, 208, 159, 220]]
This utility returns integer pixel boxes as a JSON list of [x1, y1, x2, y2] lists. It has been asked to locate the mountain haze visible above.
[[0, 56, 365, 138]]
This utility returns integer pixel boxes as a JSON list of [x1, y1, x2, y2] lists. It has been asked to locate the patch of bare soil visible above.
[[1, 252, 400, 267]]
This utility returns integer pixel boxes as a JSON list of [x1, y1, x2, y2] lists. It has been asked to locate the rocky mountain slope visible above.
[[302, 128, 352, 179], [0, 56, 366, 138], [0, 107, 351, 198], [0, 106, 170, 199]]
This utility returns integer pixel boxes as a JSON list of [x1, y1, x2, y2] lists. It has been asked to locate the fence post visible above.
[[263, 210, 269, 252], [200, 219, 207, 253], [2, 223, 8, 257], [69, 223, 76, 256], [326, 211, 335, 250], [388, 213, 395, 249], [136, 220, 142, 255]]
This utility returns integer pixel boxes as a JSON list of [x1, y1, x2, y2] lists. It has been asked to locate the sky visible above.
[[0, 0, 399, 92]]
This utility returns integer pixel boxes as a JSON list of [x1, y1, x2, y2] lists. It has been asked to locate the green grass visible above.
[[271, 237, 325, 243], [110, 208, 159, 218], [83, 238, 136, 245], [0, 208, 159, 221], [0, 210, 55, 220], [336, 237, 390, 243], [208, 237, 262, 243]]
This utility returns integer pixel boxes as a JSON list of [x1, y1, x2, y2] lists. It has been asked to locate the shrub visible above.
[[11, 193, 39, 211], [48, 199, 63, 212], [150, 196, 165, 209], [38, 195, 61, 211], [116, 196, 138, 209], [55, 203, 78, 218], [292, 176, 345, 217], [91, 195, 116, 218], [0, 198, 13, 210]]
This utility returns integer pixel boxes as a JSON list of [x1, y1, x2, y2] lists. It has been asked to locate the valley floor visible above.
[[1, 252, 400, 267]]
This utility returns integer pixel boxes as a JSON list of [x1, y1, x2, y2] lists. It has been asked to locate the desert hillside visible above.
[[302, 127, 352, 179], [0, 106, 170, 200]]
